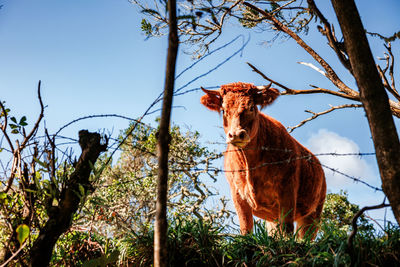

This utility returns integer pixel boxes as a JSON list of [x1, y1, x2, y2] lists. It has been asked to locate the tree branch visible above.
[[287, 104, 363, 133], [243, 2, 358, 99], [307, 0, 352, 73], [347, 202, 390, 264], [20, 81, 44, 151], [0, 101, 14, 153], [247, 62, 360, 101]]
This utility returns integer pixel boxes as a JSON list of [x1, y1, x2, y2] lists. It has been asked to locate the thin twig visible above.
[[0, 242, 28, 267], [20, 81, 44, 151], [297, 61, 326, 76], [0, 101, 14, 153], [287, 104, 363, 133]]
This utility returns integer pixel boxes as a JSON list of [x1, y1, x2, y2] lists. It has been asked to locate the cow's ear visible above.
[[200, 87, 222, 112], [254, 85, 280, 109]]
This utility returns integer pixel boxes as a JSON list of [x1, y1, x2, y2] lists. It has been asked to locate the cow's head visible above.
[[201, 82, 279, 148]]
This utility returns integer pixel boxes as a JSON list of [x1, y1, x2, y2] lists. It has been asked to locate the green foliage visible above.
[[120, 216, 225, 266], [51, 231, 110, 266], [322, 191, 374, 234], [9, 115, 28, 134], [16, 224, 30, 246], [141, 18, 153, 37], [114, 215, 400, 266]]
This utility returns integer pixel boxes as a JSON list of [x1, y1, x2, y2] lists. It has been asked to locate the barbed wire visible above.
[[95, 140, 382, 192]]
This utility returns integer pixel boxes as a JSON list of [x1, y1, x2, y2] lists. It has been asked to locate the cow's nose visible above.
[[227, 129, 247, 142], [238, 130, 246, 140]]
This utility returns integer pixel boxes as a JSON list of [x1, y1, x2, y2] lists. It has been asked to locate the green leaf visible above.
[[19, 116, 28, 126], [16, 224, 30, 246], [78, 184, 85, 197], [34, 157, 49, 169], [10, 116, 17, 123], [19, 116, 27, 123], [141, 18, 153, 36], [11, 129, 19, 134]]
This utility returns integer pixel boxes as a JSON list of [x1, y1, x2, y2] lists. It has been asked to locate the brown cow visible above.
[[200, 82, 326, 238]]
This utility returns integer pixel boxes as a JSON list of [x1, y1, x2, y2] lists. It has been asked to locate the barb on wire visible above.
[[167, 144, 381, 192], [54, 114, 148, 137]]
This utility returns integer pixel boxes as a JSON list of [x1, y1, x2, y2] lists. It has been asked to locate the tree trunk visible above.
[[154, 0, 179, 266], [331, 0, 400, 224], [29, 130, 107, 267]]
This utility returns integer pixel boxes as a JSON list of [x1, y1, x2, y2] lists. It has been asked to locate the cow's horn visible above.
[[256, 82, 272, 90]]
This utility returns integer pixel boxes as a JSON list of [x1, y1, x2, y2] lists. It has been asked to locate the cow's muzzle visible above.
[[227, 129, 250, 148]]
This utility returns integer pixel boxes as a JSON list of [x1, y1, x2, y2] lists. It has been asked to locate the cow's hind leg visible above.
[[297, 200, 324, 239]]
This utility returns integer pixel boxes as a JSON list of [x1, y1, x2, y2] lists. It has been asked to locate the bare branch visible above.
[[347, 201, 390, 263], [307, 0, 352, 72], [377, 64, 400, 102], [0, 241, 28, 267], [287, 104, 363, 133], [20, 80, 45, 151], [297, 61, 326, 76], [0, 101, 14, 153], [247, 62, 360, 101], [243, 2, 358, 99], [385, 43, 396, 93]]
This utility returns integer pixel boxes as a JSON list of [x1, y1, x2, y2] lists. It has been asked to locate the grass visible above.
[[118, 217, 400, 267]]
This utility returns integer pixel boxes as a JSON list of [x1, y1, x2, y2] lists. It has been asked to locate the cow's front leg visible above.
[[232, 190, 253, 234]]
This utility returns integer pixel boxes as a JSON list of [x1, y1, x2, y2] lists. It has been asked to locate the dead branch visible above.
[[29, 130, 107, 267], [347, 202, 390, 265], [20, 81, 44, 151], [247, 62, 359, 101], [297, 61, 326, 76], [244, 2, 400, 118], [377, 64, 400, 102], [243, 2, 358, 98], [0, 101, 14, 153], [287, 104, 363, 133], [2, 81, 45, 194], [307, 0, 352, 72], [384, 43, 396, 93]]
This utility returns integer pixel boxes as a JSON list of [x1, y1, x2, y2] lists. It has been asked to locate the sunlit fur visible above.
[[201, 82, 326, 239]]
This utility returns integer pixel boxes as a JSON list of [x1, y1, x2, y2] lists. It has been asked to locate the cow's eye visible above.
[[249, 106, 254, 112], [221, 108, 225, 114]]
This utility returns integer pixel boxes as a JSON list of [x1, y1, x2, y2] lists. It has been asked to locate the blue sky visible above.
[[1, 0, 399, 226]]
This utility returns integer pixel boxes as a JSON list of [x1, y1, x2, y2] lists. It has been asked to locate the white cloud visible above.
[[306, 129, 377, 191]]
